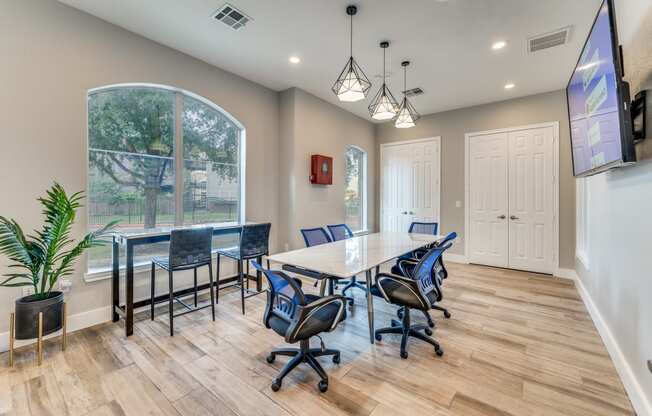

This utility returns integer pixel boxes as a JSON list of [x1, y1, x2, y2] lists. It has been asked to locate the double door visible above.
[[468, 126, 555, 274], [381, 138, 440, 233]]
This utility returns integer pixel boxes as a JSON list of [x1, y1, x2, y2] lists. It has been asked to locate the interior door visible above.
[[381, 139, 440, 232], [507, 127, 554, 273], [468, 133, 509, 267]]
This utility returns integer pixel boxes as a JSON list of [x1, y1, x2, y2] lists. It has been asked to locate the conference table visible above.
[[266, 232, 443, 344]]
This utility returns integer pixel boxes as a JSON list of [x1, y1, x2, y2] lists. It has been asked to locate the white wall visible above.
[[574, 1, 652, 414]]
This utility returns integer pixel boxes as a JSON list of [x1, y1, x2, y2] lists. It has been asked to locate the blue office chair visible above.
[[408, 221, 439, 235], [252, 261, 346, 393], [326, 224, 367, 297], [300, 227, 332, 247], [151, 227, 215, 336], [372, 244, 450, 359], [216, 223, 271, 315]]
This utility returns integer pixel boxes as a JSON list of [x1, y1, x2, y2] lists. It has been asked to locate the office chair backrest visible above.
[[412, 243, 451, 299], [252, 261, 305, 326], [436, 231, 457, 247], [409, 222, 439, 235], [326, 224, 353, 241], [240, 223, 272, 258], [168, 227, 213, 269], [300, 227, 332, 247]]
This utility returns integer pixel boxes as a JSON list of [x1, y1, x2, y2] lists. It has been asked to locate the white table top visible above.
[[267, 232, 442, 278]]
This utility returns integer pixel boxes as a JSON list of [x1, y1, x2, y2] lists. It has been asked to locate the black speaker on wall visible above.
[[632, 90, 647, 142]]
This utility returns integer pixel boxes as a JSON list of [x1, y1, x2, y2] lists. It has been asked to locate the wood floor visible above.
[[0, 263, 635, 416]]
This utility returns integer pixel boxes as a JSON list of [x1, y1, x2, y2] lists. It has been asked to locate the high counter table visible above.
[[266, 232, 443, 344], [112, 222, 257, 336]]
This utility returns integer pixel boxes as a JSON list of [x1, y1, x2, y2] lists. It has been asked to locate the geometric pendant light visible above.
[[332, 5, 372, 102], [368, 41, 399, 120], [394, 61, 421, 128]]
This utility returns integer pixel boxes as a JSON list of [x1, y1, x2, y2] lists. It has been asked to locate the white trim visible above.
[[574, 275, 652, 416], [0, 305, 111, 353], [443, 253, 469, 264], [380, 137, 442, 231], [464, 122, 560, 274]]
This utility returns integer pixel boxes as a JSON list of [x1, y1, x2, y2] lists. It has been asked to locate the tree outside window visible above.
[[344, 146, 366, 233]]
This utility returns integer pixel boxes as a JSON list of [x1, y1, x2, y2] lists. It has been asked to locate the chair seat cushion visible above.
[[269, 294, 345, 341], [377, 279, 434, 311]]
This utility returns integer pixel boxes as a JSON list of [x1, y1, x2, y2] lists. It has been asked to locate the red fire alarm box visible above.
[[310, 155, 333, 185]]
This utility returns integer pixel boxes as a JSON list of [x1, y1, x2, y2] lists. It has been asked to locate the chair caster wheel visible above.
[[400, 350, 408, 359], [444, 311, 451, 319], [375, 333, 382, 341], [435, 348, 444, 357], [397, 309, 404, 320], [332, 354, 341, 364], [348, 299, 354, 306], [271, 379, 282, 392], [424, 328, 433, 336], [318, 380, 328, 393], [266, 354, 275, 363], [427, 320, 435, 328]]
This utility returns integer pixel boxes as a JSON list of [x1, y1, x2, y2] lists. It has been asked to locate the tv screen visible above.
[[566, 0, 635, 177]]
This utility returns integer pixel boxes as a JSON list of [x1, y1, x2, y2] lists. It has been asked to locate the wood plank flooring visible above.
[[0, 263, 635, 415]]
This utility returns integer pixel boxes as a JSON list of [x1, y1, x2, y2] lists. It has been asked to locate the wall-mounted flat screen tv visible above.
[[566, 0, 636, 177]]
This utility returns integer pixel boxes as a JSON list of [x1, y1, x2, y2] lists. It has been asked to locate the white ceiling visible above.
[[59, 0, 602, 120]]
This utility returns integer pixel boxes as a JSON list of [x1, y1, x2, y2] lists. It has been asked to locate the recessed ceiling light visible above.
[[289, 56, 301, 64], [504, 83, 515, 90], [492, 41, 507, 50]]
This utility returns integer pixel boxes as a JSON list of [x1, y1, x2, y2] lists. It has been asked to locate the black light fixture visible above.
[[368, 41, 399, 120], [332, 5, 371, 102], [395, 61, 420, 128]]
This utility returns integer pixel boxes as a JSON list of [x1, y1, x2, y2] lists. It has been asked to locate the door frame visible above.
[[464, 122, 560, 274], [380, 137, 442, 232]]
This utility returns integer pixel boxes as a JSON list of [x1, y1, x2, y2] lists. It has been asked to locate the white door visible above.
[[507, 127, 554, 273], [468, 132, 509, 267], [381, 139, 440, 233], [467, 125, 556, 274]]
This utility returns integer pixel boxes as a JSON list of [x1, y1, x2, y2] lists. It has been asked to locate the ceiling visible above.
[[59, 0, 602, 120]]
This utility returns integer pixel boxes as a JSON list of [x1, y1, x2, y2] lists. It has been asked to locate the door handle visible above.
[[401, 211, 408, 215], [497, 215, 506, 219], [510, 215, 519, 220]]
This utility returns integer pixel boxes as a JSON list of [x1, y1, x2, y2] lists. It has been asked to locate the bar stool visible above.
[[216, 223, 271, 314], [151, 227, 215, 336]]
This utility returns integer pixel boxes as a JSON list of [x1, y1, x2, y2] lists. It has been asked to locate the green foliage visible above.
[[0, 183, 117, 299]]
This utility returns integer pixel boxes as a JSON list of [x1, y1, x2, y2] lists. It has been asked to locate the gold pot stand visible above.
[[7, 302, 67, 367]]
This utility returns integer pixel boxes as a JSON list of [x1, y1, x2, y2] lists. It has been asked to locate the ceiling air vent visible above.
[[212, 3, 252, 30], [403, 87, 424, 97], [528, 27, 571, 53]]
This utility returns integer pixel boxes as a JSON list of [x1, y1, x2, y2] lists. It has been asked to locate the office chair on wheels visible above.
[[372, 244, 451, 359], [251, 261, 347, 393]]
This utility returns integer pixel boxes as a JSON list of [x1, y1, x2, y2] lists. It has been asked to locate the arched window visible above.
[[87, 84, 244, 274], [344, 145, 367, 233]]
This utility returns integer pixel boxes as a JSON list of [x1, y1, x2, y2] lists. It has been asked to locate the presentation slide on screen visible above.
[[567, 3, 623, 176]]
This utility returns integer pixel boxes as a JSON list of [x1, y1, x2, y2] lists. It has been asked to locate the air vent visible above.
[[528, 27, 571, 53], [212, 3, 252, 30], [403, 87, 424, 97]]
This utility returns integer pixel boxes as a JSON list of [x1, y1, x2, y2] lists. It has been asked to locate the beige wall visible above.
[[574, 1, 652, 413], [375, 90, 576, 268], [278, 88, 377, 250], [0, 0, 279, 332]]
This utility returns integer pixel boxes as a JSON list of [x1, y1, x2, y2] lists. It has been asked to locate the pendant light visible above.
[[394, 61, 421, 128], [332, 5, 371, 102], [368, 41, 399, 120]]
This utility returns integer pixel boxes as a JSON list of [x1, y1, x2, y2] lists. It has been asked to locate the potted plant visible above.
[[0, 183, 116, 340]]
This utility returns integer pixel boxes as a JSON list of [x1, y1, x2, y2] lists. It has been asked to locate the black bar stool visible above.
[[151, 227, 215, 336], [216, 223, 271, 314]]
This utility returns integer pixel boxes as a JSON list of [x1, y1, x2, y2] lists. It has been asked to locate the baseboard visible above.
[[574, 275, 652, 416], [553, 267, 579, 281], [0, 305, 111, 353], [444, 253, 469, 264]]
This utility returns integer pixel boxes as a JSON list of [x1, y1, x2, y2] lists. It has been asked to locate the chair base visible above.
[[266, 339, 340, 393], [340, 276, 368, 297], [376, 307, 443, 359]]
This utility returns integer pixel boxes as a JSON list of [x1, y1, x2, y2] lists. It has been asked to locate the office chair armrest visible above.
[[396, 258, 418, 277], [286, 295, 347, 342], [375, 272, 419, 301]]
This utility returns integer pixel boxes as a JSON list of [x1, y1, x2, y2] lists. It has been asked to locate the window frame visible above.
[[85, 83, 246, 278], [344, 145, 368, 234]]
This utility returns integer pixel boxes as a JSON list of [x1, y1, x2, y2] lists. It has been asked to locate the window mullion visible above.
[[174, 92, 184, 226]]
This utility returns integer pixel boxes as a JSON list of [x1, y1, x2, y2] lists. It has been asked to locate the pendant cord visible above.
[[350, 14, 353, 57], [383, 47, 386, 86], [404, 66, 407, 96]]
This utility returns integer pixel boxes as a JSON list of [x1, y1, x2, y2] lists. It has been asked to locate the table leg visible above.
[[365, 269, 375, 344], [125, 241, 134, 337], [112, 237, 120, 322]]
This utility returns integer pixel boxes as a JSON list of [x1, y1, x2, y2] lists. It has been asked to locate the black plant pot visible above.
[[14, 291, 64, 340]]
